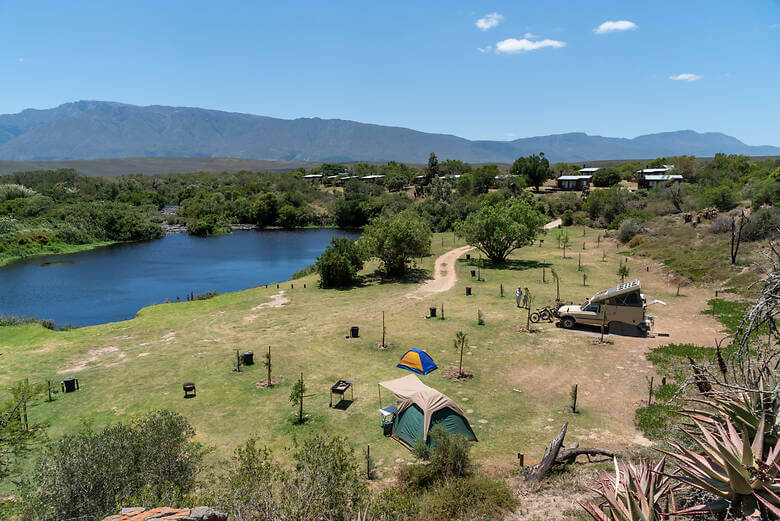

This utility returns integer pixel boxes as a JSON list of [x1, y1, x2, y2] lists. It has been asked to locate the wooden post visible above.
[[382, 311, 386, 348], [578, 253, 581, 271], [366, 444, 371, 479], [440, 303, 444, 320], [542, 267, 546, 283], [266, 346, 272, 387], [235, 349, 242, 372], [47, 379, 53, 402], [299, 372, 304, 423], [570, 384, 578, 413], [517, 453, 524, 467], [378, 384, 382, 408]]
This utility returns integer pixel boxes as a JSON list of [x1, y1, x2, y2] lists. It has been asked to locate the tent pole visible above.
[[378, 384, 382, 408]]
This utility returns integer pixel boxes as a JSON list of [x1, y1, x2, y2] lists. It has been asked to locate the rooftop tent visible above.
[[379, 374, 477, 448], [397, 348, 437, 375]]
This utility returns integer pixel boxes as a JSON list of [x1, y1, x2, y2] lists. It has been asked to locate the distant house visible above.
[[360, 174, 385, 183], [637, 174, 683, 189], [556, 175, 592, 191], [635, 165, 681, 189], [578, 167, 600, 175], [302, 174, 322, 182]]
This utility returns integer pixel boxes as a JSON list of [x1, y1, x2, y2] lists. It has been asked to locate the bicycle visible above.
[[529, 303, 563, 323]]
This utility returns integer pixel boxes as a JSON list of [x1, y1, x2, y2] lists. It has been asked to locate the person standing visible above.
[[515, 286, 523, 308]]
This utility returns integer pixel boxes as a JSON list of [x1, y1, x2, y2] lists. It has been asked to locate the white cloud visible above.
[[476, 12, 503, 31], [669, 73, 703, 82], [593, 20, 638, 34], [523, 32, 536, 39], [477, 45, 493, 53], [17, 57, 23, 63], [495, 37, 566, 54]]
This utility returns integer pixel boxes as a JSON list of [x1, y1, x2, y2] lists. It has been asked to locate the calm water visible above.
[[0, 229, 359, 327]]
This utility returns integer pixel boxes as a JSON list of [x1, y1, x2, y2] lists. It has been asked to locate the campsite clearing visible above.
[[0, 229, 724, 478]]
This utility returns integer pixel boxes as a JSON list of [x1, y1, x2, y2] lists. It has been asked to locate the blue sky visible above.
[[1, 1, 779, 145]]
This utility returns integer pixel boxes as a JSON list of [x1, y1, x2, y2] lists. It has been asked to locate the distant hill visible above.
[[1, 101, 778, 164]]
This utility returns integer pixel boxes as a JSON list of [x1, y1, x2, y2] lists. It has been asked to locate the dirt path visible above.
[[406, 245, 474, 299], [544, 218, 562, 229]]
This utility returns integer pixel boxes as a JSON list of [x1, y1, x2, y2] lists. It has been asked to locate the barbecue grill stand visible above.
[[330, 379, 354, 407]]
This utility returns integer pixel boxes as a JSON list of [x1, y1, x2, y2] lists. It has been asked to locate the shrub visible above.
[[708, 215, 731, 234], [400, 424, 473, 492], [572, 211, 592, 226], [592, 168, 621, 187], [417, 475, 517, 521], [21, 410, 205, 521], [742, 207, 780, 242], [627, 234, 649, 248], [0, 183, 36, 201], [697, 185, 737, 212], [187, 214, 231, 236], [363, 210, 431, 277], [561, 209, 574, 226], [617, 218, 643, 243], [277, 204, 302, 228], [316, 237, 365, 288], [372, 486, 420, 521]]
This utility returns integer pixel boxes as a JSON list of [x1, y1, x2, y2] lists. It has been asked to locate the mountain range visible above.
[[0, 101, 778, 164]]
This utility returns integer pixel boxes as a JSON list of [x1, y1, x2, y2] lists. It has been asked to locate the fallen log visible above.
[[522, 423, 616, 481]]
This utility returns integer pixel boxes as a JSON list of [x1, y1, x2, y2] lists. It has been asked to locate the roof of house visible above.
[[302, 174, 322, 178], [636, 166, 675, 174], [558, 175, 592, 181], [642, 174, 683, 181], [360, 174, 385, 180], [578, 167, 600, 173]]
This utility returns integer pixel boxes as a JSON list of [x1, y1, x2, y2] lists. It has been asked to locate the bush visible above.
[[742, 207, 780, 242], [592, 168, 621, 187], [316, 237, 365, 288], [214, 434, 367, 521], [572, 211, 592, 226], [187, 214, 231, 236], [400, 424, 473, 492], [708, 215, 731, 234], [21, 410, 205, 521], [372, 486, 420, 521], [0, 183, 36, 201], [561, 209, 574, 226], [697, 185, 737, 212], [627, 234, 649, 248], [363, 210, 431, 277], [617, 218, 643, 243], [417, 475, 517, 521]]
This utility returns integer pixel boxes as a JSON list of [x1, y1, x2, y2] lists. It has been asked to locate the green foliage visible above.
[[617, 263, 629, 282], [702, 298, 747, 334], [0, 381, 45, 481], [21, 410, 204, 521], [591, 167, 621, 187], [186, 214, 231, 236], [316, 237, 365, 288], [617, 218, 642, 243], [584, 187, 630, 227], [253, 192, 279, 226], [289, 375, 306, 423], [634, 404, 674, 439], [510, 152, 552, 191], [400, 424, 474, 492], [562, 209, 574, 226], [214, 434, 367, 521], [742, 207, 780, 242], [371, 486, 420, 521], [696, 184, 738, 212], [362, 210, 431, 277], [417, 475, 517, 521], [455, 198, 546, 263]]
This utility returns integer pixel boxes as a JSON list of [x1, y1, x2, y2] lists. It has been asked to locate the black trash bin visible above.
[[429, 306, 437, 318], [465, 254, 471, 260], [350, 326, 359, 338], [465, 287, 472, 296], [62, 377, 79, 393], [242, 351, 254, 365], [470, 269, 476, 277]]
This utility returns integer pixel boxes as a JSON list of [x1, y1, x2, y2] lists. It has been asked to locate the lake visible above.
[[0, 229, 359, 327]]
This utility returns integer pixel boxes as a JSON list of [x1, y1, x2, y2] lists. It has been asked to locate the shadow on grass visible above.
[[365, 267, 432, 285], [475, 259, 553, 271], [332, 399, 353, 410]]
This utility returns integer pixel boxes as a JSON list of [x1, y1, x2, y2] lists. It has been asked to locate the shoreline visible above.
[[0, 241, 118, 268]]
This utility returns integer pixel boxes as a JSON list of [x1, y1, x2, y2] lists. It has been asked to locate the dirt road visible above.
[[406, 245, 474, 298]]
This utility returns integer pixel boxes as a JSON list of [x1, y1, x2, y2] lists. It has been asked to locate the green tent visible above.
[[379, 374, 477, 448]]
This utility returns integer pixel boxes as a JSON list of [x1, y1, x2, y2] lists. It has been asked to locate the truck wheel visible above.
[[561, 317, 575, 329]]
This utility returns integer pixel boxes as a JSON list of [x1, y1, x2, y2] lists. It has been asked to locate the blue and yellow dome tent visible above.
[[397, 348, 437, 375]]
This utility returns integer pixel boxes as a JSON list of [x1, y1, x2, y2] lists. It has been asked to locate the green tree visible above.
[[455, 198, 547, 263], [361, 210, 432, 277], [618, 262, 629, 283], [316, 237, 365, 288], [592, 167, 621, 187], [253, 192, 279, 227], [425, 152, 439, 185], [510, 152, 552, 191], [290, 373, 306, 424], [453, 331, 468, 378]]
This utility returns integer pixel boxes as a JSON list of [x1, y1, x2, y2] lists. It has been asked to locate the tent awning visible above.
[[379, 374, 468, 439]]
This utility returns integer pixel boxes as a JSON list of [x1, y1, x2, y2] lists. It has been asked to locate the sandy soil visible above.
[[406, 245, 474, 298]]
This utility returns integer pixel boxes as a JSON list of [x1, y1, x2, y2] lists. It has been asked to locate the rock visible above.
[[120, 507, 145, 515], [191, 506, 228, 521], [102, 506, 227, 521]]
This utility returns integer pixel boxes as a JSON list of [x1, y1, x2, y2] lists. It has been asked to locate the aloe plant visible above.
[[659, 417, 780, 520], [580, 457, 675, 521]]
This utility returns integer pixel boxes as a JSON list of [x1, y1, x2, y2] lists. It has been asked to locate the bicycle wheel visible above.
[[539, 309, 551, 321], [530, 312, 540, 323]]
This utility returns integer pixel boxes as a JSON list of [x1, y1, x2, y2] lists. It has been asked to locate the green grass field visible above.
[[0, 227, 696, 482]]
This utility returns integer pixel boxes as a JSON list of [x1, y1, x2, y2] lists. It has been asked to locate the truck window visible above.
[[613, 291, 642, 307], [583, 304, 600, 313]]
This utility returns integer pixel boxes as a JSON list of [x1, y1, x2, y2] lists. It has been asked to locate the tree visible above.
[[525, 288, 534, 329], [551, 268, 560, 301], [254, 192, 279, 227], [557, 230, 570, 258], [290, 373, 306, 424], [510, 152, 552, 191], [591, 168, 621, 187], [425, 152, 439, 185], [264, 346, 273, 387], [453, 331, 468, 378], [455, 198, 547, 263], [617, 262, 629, 283], [730, 209, 746, 265], [361, 210, 431, 277], [316, 237, 365, 288], [1, 381, 44, 481]]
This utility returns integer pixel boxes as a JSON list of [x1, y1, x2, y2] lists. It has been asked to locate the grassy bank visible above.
[[0, 240, 117, 268]]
